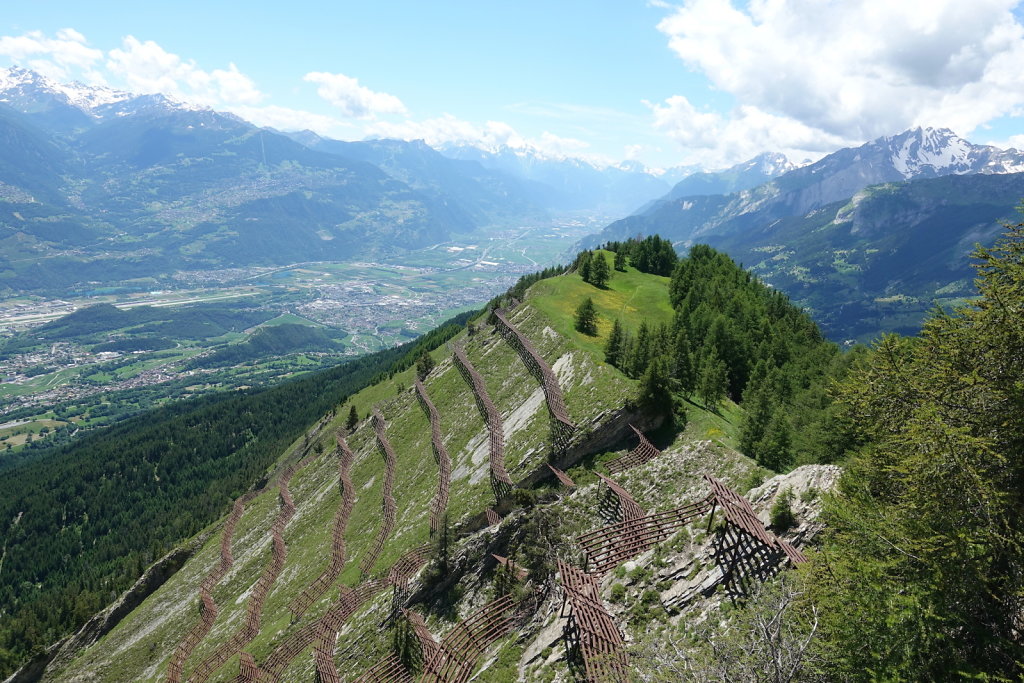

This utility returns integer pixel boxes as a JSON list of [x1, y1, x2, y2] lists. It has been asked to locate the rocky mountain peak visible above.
[[0, 67, 204, 122]]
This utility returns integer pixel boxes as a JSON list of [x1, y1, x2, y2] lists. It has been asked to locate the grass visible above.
[[683, 397, 744, 452], [527, 254, 674, 360]]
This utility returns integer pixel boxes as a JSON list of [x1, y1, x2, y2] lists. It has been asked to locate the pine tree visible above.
[[627, 322, 652, 377], [739, 384, 774, 457], [614, 249, 627, 271], [672, 327, 695, 394], [755, 409, 792, 471], [697, 348, 728, 409], [574, 297, 598, 335], [808, 223, 1024, 679], [416, 351, 435, 380], [638, 355, 674, 416], [578, 251, 593, 283], [345, 405, 359, 432], [590, 251, 611, 288], [605, 318, 624, 367]]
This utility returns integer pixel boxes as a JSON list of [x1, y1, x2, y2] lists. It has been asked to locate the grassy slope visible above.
[[53, 265, 751, 682]]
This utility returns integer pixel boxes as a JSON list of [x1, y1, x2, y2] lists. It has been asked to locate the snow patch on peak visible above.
[[890, 127, 972, 178], [0, 66, 207, 119], [49, 81, 131, 111]]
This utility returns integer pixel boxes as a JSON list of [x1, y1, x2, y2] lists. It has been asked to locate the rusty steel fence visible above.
[[579, 497, 713, 576], [578, 476, 807, 578], [166, 493, 253, 682], [256, 578, 390, 680], [704, 475, 807, 566], [360, 409, 399, 576], [492, 308, 575, 431], [547, 463, 576, 488], [557, 562, 630, 683], [419, 594, 517, 683], [451, 342, 513, 496], [288, 431, 357, 621], [415, 379, 452, 537], [606, 425, 662, 474], [596, 473, 645, 523], [188, 465, 299, 682]]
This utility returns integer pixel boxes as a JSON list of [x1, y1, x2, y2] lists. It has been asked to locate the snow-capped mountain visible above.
[[591, 126, 1024, 249], [885, 127, 1024, 178], [662, 151, 798, 202], [0, 67, 204, 131]]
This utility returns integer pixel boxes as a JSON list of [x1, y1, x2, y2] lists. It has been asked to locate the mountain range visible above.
[[589, 127, 1024, 340], [0, 68, 682, 296]]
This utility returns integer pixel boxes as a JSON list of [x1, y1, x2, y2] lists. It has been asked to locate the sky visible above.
[[2, 0, 1024, 170]]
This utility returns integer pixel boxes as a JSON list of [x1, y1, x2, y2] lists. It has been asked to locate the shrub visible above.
[[770, 487, 795, 531]]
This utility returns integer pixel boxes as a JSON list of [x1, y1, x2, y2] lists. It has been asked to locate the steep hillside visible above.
[[24, 256, 841, 682]]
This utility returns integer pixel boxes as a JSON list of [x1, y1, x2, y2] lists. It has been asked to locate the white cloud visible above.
[[303, 71, 406, 119], [227, 104, 356, 137], [655, 0, 1024, 163], [106, 36, 263, 106], [648, 95, 852, 167], [364, 113, 599, 161], [0, 28, 103, 81]]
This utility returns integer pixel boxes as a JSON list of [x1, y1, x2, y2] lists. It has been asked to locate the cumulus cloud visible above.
[[0, 28, 103, 82], [655, 0, 1024, 164], [364, 113, 597, 160], [304, 72, 406, 119], [227, 104, 356, 137], [107, 36, 263, 106], [648, 95, 852, 167]]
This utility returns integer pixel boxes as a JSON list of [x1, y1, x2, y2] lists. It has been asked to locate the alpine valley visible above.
[[0, 61, 1023, 683]]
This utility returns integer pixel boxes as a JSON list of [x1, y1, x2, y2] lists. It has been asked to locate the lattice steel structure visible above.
[[166, 493, 252, 682], [492, 554, 528, 581], [360, 409, 398, 576], [578, 497, 713, 576], [352, 609, 437, 683], [257, 578, 390, 680], [312, 623, 342, 683], [406, 610, 439, 664], [596, 473, 645, 522], [419, 594, 517, 683], [703, 475, 808, 576], [557, 562, 630, 683], [288, 432, 357, 620], [415, 379, 452, 537], [451, 342, 513, 497], [236, 653, 260, 683], [606, 425, 662, 474], [189, 466, 299, 682], [492, 308, 576, 448], [484, 508, 501, 527], [579, 476, 807, 579], [547, 463, 576, 488], [355, 653, 413, 683]]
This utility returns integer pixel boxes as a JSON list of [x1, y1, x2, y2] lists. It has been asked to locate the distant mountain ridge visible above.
[[0, 67, 690, 295], [588, 127, 1024, 340], [663, 151, 798, 201], [437, 142, 679, 215]]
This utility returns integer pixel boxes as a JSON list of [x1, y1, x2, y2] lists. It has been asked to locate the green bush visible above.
[[769, 487, 795, 531]]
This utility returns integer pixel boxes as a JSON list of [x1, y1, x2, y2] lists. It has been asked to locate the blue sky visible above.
[[3, 1, 1024, 169]]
